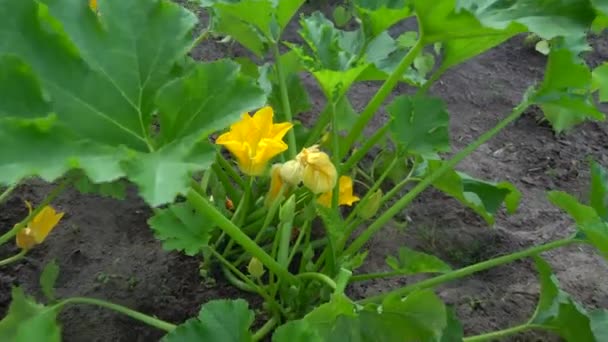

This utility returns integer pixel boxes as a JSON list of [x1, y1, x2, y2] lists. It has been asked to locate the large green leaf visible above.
[[385, 247, 452, 275], [287, 291, 447, 341], [531, 257, 599, 341], [157, 61, 266, 144], [428, 159, 521, 224], [148, 201, 216, 256], [162, 299, 254, 342], [0, 56, 50, 118], [272, 320, 323, 342], [353, 0, 412, 37], [359, 291, 447, 341], [0, 0, 267, 206], [388, 95, 450, 155], [0, 116, 125, 185], [414, 0, 598, 72], [592, 62, 608, 103], [202, 0, 305, 56], [0, 288, 61, 342], [590, 310, 608, 340], [590, 162, 608, 221], [548, 191, 608, 260], [533, 47, 604, 132]]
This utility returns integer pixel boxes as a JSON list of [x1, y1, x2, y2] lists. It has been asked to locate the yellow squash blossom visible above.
[[318, 176, 360, 207], [297, 145, 337, 194], [16, 203, 64, 250], [216, 107, 293, 176], [89, 0, 97, 11], [265, 164, 286, 206]]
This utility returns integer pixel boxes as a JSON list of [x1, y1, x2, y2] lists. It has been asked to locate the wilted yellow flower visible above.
[[216, 107, 293, 176], [318, 176, 360, 207], [279, 160, 303, 186], [265, 164, 285, 206], [16, 203, 64, 251], [297, 145, 337, 194]]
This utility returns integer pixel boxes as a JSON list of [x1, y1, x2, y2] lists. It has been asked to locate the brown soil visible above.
[[1, 3, 607, 341]]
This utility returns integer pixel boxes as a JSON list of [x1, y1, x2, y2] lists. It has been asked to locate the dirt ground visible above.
[[1, 3, 607, 341]]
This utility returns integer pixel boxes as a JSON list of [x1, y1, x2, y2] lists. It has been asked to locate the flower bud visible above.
[[265, 164, 285, 207], [358, 189, 382, 219], [297, 145, 337, 194], [279, 160, 303, 186], [247, 257, 265, 278]]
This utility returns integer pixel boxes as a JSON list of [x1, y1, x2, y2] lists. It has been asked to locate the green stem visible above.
[[252, 317, 279, 342], [187, 190, 297, 284], [296, 272, 337, 291], [344, 100, 531, 256], [303, 104, 331, 148], [349, 270, 404, 283], [211, 163, 240, 204], [0, 182, 19, 205], [340, 39, 424, 159], [216, 153, 246, 189], [57, 297, 176, 332], [0, 178, 70, 246], [360, 238, 575, 304], [341, 124, 389, 173], [463, 323, 533, 342], [273, 44, 297, 159], [287, 221, 310, 266], [0, 249, 27, 267], [330, 101, 340, 210]]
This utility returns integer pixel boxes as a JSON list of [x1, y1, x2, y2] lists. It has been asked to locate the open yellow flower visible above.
[[216, 107, 293, 176], [317, 176, 360, 207], [297, 145, 337, 194], [16, 203, 64, 250]]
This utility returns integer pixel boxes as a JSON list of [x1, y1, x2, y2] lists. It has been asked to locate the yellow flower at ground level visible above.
[[318, 176, 360, 207], [297, 145, 337, 194], [216, 107, 293, 176], [16, 203, 64, 250]]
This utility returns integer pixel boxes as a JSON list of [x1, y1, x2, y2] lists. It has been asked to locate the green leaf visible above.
[[0, 56, 50, 118], [359, 291, 447, 341], [385, 246, 452, 275], [533, 47, 604, 132], [73, 174, 127, 200], [532, 256, 598, 341], [592, 62, 608, 102], [414, 0, 518, 70], [353, 0, 412, 36], [163, 299, 254, 342], [272, 320, 322, 342], [40, 260, 59, 302], [388, 95, 450, 155], [316, 205, 346, 250], [0, 116, 125, 185], [590, 310, 608, 340], [428, 159, 522, 224], [202, 0, 305, 56], [122, 138, 216, 206], [0, 0, 254, 206], [440, 308, 464, 342], [148, 201, 216, 256], [0, 288, 61, 342], [292, 12, 368, 100], [590, 162, 608, 221], [548, 191, 608, 260], [156, 61, 267, 143], [458, 0, 597, 40]]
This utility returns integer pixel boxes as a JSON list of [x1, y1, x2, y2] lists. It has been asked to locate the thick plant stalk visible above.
[[187, 189, 297, 284], [56, 297, 176, 332], [273, 44, 297, 159], [360, 237, 575, 304], [344, 99, 532, 256], [340, 39, 424, 158]]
